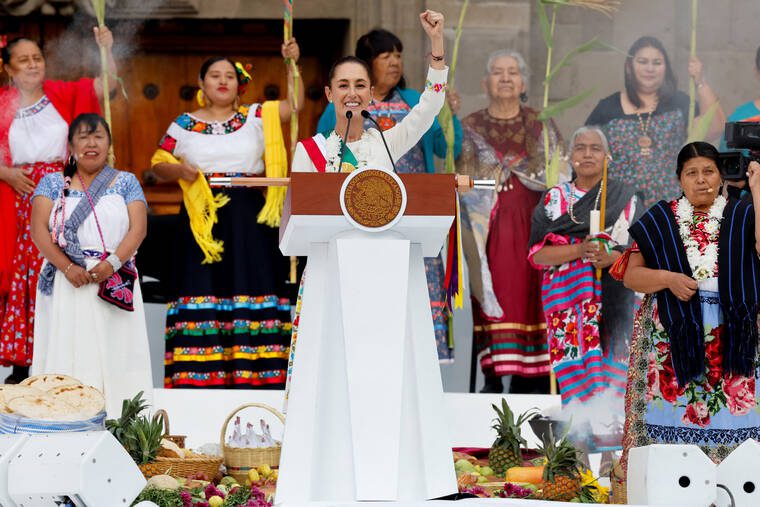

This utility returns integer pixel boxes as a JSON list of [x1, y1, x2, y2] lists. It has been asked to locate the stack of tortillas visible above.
[[0, 374, 105, 421]]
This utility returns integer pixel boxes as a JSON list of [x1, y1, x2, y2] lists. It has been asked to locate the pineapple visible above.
[[538, 427, 583, 501], [122, 413, 165, 464], [487, 398, 538, 475], [105, 391, 163, 465], [106, 391, 149, 443]]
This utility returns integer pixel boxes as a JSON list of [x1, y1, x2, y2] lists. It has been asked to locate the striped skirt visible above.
[[542, 257, 627, 404]]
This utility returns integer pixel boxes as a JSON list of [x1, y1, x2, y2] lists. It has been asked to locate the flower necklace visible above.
[[324, 130, 371, 172], [568, 181, 603, 225], [674, 194, 726, 281]]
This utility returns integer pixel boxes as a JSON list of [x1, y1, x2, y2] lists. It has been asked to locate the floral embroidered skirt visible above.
[[163, 187, 292, 388], [547, 298, 627, 405], [0, 161, 63, 367], [622, 291, 760, 469]]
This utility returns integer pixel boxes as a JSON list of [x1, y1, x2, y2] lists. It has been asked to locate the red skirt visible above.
[[475, 175, 549, 377], [0, 161, 63, 366]]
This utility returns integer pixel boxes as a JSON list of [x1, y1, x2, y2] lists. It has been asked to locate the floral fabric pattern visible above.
[[622, 205, 760, 469], [174, 104, 258, 135], [532, 183, 637, 404], [0, 161, 63, 366]]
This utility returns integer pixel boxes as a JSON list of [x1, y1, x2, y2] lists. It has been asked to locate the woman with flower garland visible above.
[[614, 141, 760, 468], [151, 40, 304, 389], [528, 126, 640, 406]]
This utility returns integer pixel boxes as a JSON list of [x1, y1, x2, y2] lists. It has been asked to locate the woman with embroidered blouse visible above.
[[150, 40, 304, 389], [291, 11, 448, 175], [612, 141, 760, 471], [29, 114, 152, 417], [528, 126, 640, 410], [0, 28, 115, 383]]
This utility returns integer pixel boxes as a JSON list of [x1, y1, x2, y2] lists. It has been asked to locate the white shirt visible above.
[[9, 95, 68, 165], [163, 104, 265, 174], [292, 66, 448, 173]]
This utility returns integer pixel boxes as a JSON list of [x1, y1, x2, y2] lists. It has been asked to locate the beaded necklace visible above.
[[567, 181, 603, 225]]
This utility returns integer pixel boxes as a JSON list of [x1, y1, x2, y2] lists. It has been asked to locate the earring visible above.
[[519, 91, 528, 103], [196, 89, 207, 108]]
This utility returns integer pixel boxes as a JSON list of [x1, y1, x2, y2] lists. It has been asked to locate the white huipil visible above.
[[9, 96, 68, 165], [278, 66, 457, 503], [31, 172, 154, 418]]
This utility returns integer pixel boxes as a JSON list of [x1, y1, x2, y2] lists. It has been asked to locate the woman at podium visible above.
[[310, 26, 462, 363], [149, 41, 303, 389], [291, 10, 449, 175]]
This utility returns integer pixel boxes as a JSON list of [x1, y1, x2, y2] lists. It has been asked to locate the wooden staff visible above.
[[596, 156, 608, 280], [91, 0, 114, 165], [284, 0, 299, 284], [283, 0, 299, 156]]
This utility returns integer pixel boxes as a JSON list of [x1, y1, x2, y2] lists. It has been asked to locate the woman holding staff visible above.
[[151, 40, 304, 389], [0, 27, 115, 383], [529, 126, 641, 405]]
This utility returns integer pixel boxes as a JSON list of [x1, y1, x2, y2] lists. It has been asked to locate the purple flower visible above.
[[180, 490, 193, 507], [203, 482, 225, 499], [498, 482, 533, 498], [461, 485, 488, 496]]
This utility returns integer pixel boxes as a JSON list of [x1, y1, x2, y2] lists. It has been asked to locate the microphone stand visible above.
[[361, 110, 397, 173], [337, 110, 353, 172]]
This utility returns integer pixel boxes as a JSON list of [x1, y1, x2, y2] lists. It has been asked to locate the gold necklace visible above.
[[635, 107, 655, 156]]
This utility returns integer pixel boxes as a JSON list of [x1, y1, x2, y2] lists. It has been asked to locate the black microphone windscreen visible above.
[[345, 110, 353, 119], [360, 110, 371, 119]]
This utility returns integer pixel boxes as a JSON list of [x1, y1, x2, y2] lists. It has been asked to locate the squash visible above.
[[505, 465, 545, 484]]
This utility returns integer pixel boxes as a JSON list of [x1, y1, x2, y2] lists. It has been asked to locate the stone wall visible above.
[[424, 0, 760, 142]]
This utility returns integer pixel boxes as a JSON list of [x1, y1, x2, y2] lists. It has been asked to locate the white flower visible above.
[[323, 130, 371, 172], [674, 195, 725, 282], [704, 220, 719, 235], [693, 266, 711, 281], [325, 130, 340, 160], [709, 196, 727, 219]]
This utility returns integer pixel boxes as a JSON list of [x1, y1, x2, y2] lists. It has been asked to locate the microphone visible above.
[[337, 110, 353, 172], [361, 110, 397, 173]]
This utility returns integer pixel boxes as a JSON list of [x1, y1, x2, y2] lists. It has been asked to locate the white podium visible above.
[[276, 172, 458, 504]]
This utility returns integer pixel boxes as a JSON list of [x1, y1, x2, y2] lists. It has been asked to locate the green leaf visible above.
[[546, 38, 619, 83], [438, 102, 456, 174], [536, 0, 553, 49], [538, 88, 595, 121], [687, 101, 720, 143], [546, 143, 562, 188]]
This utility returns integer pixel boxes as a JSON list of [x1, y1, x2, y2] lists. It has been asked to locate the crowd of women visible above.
[[2, 8, 760, 472]]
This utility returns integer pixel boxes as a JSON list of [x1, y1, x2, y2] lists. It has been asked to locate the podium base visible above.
[[277, 233, 457, 503]]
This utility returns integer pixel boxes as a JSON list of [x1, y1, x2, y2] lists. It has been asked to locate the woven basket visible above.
[[154, 409, 187, 449], [221, 402, 284, 483], [138, 453, 223, 480], [610, 459, 627, 504]]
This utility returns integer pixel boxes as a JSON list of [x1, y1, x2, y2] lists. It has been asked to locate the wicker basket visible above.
[[139, 453, 223, 480], [221, 402, 284, 483], [154, 409, 187, 449], [610, 459, 627, 504]]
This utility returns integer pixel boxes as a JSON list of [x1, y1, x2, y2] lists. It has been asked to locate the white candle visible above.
[[589, 210, 600, 236]]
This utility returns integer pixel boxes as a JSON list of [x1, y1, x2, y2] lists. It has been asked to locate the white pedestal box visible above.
[[0, 434, 30, 507], [716, 439, 760, 507], [7, 431, 145, 506], [627, 444, 716, 506], [276, 173, 458, 504]]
